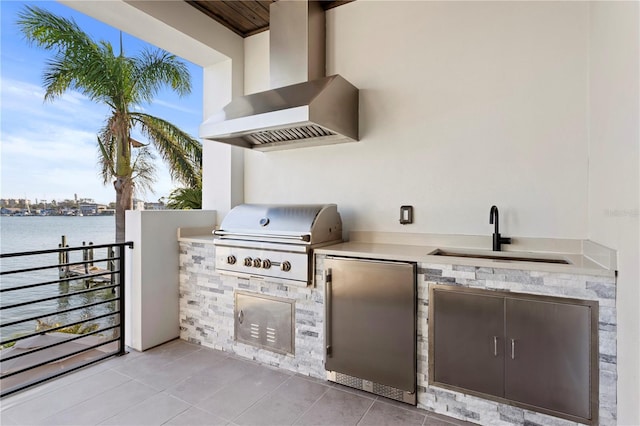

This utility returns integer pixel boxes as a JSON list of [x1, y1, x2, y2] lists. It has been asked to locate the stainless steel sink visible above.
[[429, 249, 571, 265]]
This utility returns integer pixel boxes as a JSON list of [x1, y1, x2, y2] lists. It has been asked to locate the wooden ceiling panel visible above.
[[186, 1, 354, 38]]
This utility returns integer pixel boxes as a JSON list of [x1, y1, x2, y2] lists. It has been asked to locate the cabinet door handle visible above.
[[238, 310, 244, 324], [510, 338, 515, 360], [493, 336, 498, 357], [324, 268, 332, 357]]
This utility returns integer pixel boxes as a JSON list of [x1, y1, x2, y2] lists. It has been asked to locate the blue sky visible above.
[[0, 0, 203, 205]]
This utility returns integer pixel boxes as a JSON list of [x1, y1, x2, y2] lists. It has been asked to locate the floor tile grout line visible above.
[[290, 385, 331, 425], [0, 361, 117, 411], [88, 378, 165, 426], [186, 360, 276, 420], [355, 397, 377, 426], [96, 388, 193, 426], [375, 396, 430, 417], [158, 392, 193, 426], [139, 344, 206, 369], [228, 373, 294, 423], [13, 368, 135, 424]]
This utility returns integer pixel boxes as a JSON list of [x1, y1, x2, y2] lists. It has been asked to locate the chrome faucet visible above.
[[489, 205, 511, 251]]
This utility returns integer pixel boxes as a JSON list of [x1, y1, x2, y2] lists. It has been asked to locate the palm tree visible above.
[[18, 6, 202, 242], [166, 186, 202, 210], [166, 180, 202, 210]]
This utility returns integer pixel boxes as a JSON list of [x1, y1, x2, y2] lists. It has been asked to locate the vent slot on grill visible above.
[[235, 292, 294, 355]]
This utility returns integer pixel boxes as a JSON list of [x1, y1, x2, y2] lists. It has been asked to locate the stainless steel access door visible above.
[[235, 292, 295, 355], [325, 257, 416, 392], [505, 298, 593, 420], [431, 287, 505, 397]]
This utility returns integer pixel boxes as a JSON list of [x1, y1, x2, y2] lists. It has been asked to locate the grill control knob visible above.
[[281, 261, 292, 272], [261, 259, 271, 269], [226, 255, 237, 265], [253, 258, 262, 268], [244, 257, 253, 267]]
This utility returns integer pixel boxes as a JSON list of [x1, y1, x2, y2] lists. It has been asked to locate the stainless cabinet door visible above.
[[325, 258, 416, 392], [431, 288, 505, 396], [505, 298, 592, 420], [235, 292, 294, 355]]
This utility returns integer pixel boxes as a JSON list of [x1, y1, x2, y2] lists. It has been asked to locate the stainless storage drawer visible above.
[[235, 292, 295, 355]]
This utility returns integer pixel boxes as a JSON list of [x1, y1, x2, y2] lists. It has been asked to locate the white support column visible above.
[[201, 60, 245, 223]]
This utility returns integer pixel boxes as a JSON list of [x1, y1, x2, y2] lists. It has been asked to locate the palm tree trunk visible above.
[[114, 177, 132, 242], [113, 113, 132, 243]]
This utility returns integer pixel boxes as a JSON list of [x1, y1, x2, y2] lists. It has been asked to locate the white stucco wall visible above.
[[587, 2, 640, 425], [244, 1, 589, 238], [125, 210, 216, 351]]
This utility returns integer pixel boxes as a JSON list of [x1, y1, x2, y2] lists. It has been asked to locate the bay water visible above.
[[0, 216, 116, 342]]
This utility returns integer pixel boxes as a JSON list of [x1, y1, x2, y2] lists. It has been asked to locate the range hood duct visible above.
[[199, 1, 359, 152]]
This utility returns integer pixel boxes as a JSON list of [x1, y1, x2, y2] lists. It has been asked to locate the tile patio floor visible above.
[[1, 339, 469, 426]]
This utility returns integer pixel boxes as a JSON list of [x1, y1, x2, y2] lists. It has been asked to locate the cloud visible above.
[[154, 98, 200, 115], [0, 77, 189, 203], [0, 77, 107, 129]]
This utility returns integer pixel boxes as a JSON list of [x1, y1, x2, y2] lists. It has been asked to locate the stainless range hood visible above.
[[199, 1, 359, 152]]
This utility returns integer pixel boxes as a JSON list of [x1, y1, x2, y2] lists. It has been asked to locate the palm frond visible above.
[[17, 5, 93, 53], [166, 186, 202, 210], [130, 112, 202, 188], [130, 147, 157, 196], [17, 6, 114, 104], [131, 48, 191, 105], [97, 120, 116, 185]]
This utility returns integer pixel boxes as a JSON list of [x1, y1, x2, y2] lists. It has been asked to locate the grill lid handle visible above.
[[213, 230, 311, 242]]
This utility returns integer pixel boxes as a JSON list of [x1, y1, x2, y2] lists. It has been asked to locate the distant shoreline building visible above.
[[1, 197, 163, 215]]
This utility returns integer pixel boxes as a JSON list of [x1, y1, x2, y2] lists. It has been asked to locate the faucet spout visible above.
[[489, 205, 511, 251]]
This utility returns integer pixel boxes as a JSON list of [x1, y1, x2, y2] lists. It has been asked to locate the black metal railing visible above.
[[0, 241, 133, 398]]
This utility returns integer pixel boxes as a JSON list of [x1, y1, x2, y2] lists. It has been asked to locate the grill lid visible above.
[[214, 204, 342, 245]]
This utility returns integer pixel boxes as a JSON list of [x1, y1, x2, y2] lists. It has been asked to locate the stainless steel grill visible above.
[[213, 204, 342, 286]]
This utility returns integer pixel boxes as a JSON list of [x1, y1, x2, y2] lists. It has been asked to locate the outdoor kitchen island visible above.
[[178, 230, 616, 426]]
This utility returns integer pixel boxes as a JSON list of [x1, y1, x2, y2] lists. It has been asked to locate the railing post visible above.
[[59, 235, 69, 278], [63, 236, 70, 278], [83, 241, 88, 274], [116, 243, 132, 356], [108, 246, 115, 275], [58, 243, 64, 278]]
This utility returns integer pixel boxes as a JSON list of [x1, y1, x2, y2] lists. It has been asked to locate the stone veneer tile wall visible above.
[[417, 263, 617, 426], [179, 243, 616, 426], [179, 242, 326, 379]]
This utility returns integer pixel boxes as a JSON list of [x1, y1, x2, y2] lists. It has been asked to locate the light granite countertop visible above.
[[315, 241, 615, 277], [177, 228, 616, 278]]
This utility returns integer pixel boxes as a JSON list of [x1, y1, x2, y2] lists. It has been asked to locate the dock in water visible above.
[[58, 236, 116, 288]]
